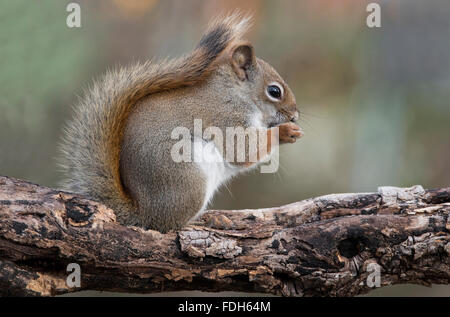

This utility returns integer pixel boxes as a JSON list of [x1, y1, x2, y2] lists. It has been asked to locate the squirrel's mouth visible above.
[[267, 111, 296, 128]]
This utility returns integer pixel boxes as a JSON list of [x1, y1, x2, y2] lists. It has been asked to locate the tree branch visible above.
[[0, 175, 449, 296]]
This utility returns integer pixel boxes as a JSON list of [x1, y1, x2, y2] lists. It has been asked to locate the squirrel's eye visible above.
[[266, 84, 283, 101]]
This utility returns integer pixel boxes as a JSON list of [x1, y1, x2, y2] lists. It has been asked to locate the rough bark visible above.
[[0, 175, 449, 297]]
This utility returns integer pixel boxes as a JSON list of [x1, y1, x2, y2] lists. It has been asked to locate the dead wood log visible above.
[[0, 175, 449, 296]]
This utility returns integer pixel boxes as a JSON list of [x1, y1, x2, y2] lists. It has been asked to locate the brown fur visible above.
[[60, 13, 301, 232]]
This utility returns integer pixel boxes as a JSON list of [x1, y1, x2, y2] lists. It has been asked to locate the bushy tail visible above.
[[59, 13, 251, 213]]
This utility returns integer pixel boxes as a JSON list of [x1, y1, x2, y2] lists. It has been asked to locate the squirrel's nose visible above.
[[290, 110, 299, 122]]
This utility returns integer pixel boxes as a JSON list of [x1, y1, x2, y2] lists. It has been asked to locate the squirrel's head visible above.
[[227, 41, 299, 128], [196, 13, 298, 128]]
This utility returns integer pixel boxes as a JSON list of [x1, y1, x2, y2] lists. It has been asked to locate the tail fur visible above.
[[59, 13, 251, 214]]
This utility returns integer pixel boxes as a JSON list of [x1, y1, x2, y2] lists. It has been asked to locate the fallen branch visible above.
[[0, 175, 449, 296]]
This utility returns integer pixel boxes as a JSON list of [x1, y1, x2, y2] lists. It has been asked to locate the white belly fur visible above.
[[193, 113, 268, 218], [193, 140, 256, 218]]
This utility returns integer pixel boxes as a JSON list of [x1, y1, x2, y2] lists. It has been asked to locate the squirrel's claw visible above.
[[278, 122, 304, 144]]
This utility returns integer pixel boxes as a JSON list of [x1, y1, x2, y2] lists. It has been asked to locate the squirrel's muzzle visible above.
[[290, 110, 299, 122]]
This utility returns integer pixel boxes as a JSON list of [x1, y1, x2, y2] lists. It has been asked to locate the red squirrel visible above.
[[60, 14, 302, 232]]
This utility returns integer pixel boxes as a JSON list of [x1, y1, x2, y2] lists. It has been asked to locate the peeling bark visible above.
[[0, 176, 449, 296]]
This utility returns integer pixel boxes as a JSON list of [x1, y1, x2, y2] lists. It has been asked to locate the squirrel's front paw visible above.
[[278, 122, 303, 144]]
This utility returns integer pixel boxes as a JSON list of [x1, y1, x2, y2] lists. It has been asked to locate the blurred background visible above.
[[0, 0, 449, 296]]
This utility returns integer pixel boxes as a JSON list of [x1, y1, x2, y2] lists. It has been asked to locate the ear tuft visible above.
[[230, 42, 255, 81]]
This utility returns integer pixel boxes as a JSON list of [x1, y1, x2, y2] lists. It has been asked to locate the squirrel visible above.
[[59, 14, 303, 233]]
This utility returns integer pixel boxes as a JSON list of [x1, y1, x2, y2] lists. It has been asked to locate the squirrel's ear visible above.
[[230, 42, 256, 81]]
